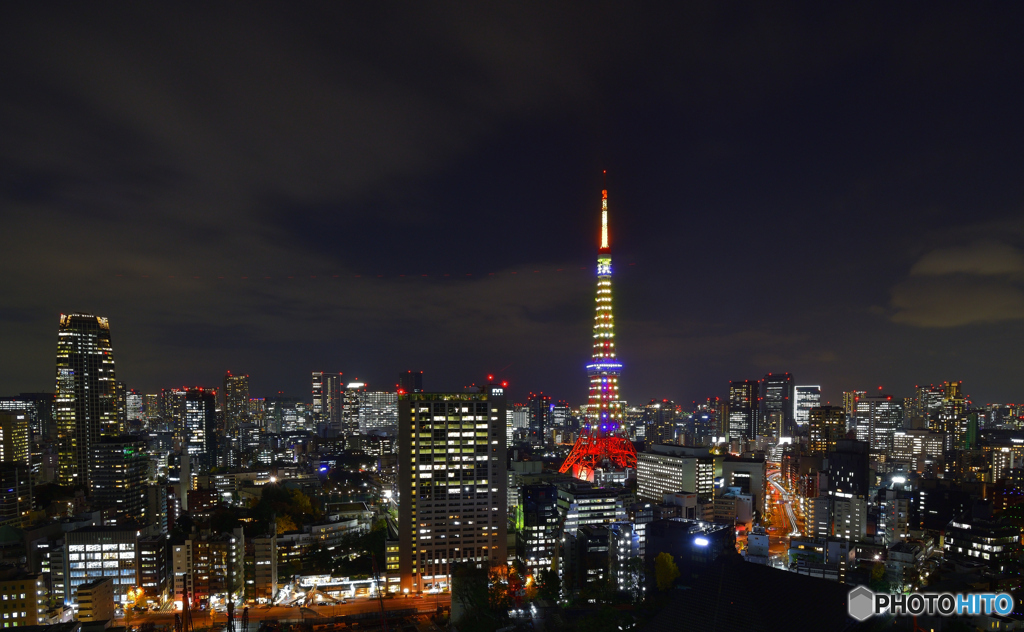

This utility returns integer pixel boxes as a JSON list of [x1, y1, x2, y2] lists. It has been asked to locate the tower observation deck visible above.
[[559, 179, 637, 481]]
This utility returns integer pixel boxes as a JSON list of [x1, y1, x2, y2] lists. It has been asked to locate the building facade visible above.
[[56, 313, 118, 488], [397, 384, 508, 593]]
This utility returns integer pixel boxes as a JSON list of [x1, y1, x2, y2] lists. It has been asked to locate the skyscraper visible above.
[[808, 406, 845, 456], [223, 372, 250, 433], [0, 412, 29, 465], [727, 380, 758, 441], [184, 388, 216, 466], [311, 372, 343, 432], [794, 385, 822, 428], [91, 437, 149, 525], [398, 380, 507, 593], [527, 392, 552, 445], [760, 373, 794, 437], [55, 313, 117, 488], [854, 394, 904, 452], [343, 381, 366, 435], [560, 181, 636, 480], [398, 371, 423, 394]]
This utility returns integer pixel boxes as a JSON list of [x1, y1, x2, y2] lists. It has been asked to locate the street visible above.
[[127, 594, 452, 629]]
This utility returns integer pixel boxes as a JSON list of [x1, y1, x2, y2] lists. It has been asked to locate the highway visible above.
[[768, 473, 801, 537], [126, 594, 451, 629]]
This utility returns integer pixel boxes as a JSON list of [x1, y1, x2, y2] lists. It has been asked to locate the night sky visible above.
[[3, 4, 1024, 406]]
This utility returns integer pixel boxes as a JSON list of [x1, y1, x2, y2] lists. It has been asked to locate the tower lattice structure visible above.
[[559, 181, 637, 481]]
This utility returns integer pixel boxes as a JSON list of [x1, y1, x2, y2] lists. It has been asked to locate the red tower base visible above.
[[559, 432, 637, 481]]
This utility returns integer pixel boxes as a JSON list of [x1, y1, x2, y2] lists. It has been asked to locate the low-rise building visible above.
[[76, 578, 114, 622]]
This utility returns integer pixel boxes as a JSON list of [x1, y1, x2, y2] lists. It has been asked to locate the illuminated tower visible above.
[[560, 180, 637, 481]]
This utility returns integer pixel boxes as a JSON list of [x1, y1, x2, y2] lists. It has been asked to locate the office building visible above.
[[854, 394, 904, 452], [397, 382, 507, 593], [138, 536, 168, 604], [91, 437, 149, 525], [76, 577, 115, 622], [808, 406, 845, 456], [56, 313, 118, 488], [637, 445, 715, 502], [558, 480, 629, 535], [517, 484, 558, 575], [171, 528, 244, 605], [358, 391, 399, 430], [0, 463, 32, 527], [944, 511, 1020, 573], [842, 390, 866, 424], [184, 389, 216, 466], [0, 412, 29, 465], [760, 373, 794, 436], [721, 455, 767, 515], [913, 384, 945, 428], [312, 372, 343, 432], [794, 385, 822, 428], [940, 380, 968, 450], [727, 380, 758, 441], [527, 392, 552, 445], [65, 526, 140, 604], [642, 399, 677, 447], [342, 382, 366, 435], [826, 440, 870, 498], [223, 372, 250, 434], [398, 371, 423, 394]]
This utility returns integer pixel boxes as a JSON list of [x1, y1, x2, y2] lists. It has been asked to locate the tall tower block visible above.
[[559, 179, 637, 481]]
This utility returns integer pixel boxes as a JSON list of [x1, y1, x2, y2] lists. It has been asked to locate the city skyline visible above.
[[4, 5, 1024, 406]]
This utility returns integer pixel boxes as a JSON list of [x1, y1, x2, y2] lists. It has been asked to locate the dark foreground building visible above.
[[644, 554, 856, 632]]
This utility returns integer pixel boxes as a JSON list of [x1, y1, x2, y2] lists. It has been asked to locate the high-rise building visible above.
[[115, 381, 127, 434], [343, 381, 366, 435], [527, 392, 552, 444], [794, 385, 822, 428], [826, 440, 870, 498], [138, 535, 168, 603], [144, 394, 160, 423], [398, 371, 423, 394], [0, 412, 29, 465], [560, 182, 636, 480], [808, 406, 845, 456], [248, 397, 266, 428], [55, 313, 118, 488], [913, 384, 945, 428], [397, 381, 507, 593], [842, 390, 866, 424], [854, 395, 905, 452], [126, 390, 143, 425], [312, 372, 343, 433], [91, 437, 149, 525], [0, 463, 33, 526], [642, 399, 677, 447], [760, 373, 794, 436], [517, 484, 559, 576], [941, 380, 968, 451], [727, 380, 758, 441], [223, 372, 250, 433], [358, 392, 399, 430], [184, 388, 217, 466]]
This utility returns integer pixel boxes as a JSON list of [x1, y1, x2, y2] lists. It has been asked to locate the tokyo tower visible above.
[[559, 177, 637, 481]]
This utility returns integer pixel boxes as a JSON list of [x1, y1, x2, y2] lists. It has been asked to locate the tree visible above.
[[536, 569, 560, 603], [654, 552, 679, 592], [276, 515, 298, 534]]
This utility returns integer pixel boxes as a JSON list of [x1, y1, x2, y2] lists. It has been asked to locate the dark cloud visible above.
[[3, 4, 1024, 404]]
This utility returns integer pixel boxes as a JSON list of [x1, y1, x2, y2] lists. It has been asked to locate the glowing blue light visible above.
[[694, 537, 709, 547]]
